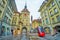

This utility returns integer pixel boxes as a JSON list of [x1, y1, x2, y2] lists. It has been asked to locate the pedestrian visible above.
[[11, 29, 13, 35]]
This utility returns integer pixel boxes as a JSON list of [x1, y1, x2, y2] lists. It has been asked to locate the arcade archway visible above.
[[1, 26, 5, 36], [44, 27, 51, 34], [22, 27, 27, 33], [54, 25, 60, 33]]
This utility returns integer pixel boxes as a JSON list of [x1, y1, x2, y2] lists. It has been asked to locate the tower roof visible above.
[[25, 3, 27, 9], [21, 3, 30, 13]]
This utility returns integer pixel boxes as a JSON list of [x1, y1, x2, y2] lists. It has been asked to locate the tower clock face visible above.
[[24, 13, 27, 16]]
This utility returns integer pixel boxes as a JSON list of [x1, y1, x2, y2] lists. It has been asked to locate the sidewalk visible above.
[[0, 34, 21, 40], [0, 35, 13, 40]]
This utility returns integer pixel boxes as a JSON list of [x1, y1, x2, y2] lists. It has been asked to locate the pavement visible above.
[[39, 34, 54, 40], [13, 35, 20, 40], [0, 33, 58, 40], [20, 32, 29, 40]]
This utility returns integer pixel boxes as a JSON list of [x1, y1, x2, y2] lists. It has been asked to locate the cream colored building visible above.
[[11, 12, 20, 35], [11, 4, 30, 35], [38, 0, 60, 35], [32, 20, 39, 29], [20, 4, 30, 32]]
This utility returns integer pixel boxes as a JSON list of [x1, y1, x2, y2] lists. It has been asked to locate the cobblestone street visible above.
[[0, 0, 60, 40]]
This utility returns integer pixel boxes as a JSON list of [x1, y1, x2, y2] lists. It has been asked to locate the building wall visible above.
[[11, 12, 20, 35], [0, 0, 17, 36], [11, 11, 30, 35], [0, 0, 7, 35], [2, 3, 13, 36], [32, 20, 39, 29], [39, 1, 51, 34], [38, 0, 60, 34], [20, 12, 30, 32], [48, 0, 60, 34], [11, 12, 20, 26], [0, 0, 7, 20]]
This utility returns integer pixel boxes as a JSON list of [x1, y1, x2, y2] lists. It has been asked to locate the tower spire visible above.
[[24, 2, 27, 9]]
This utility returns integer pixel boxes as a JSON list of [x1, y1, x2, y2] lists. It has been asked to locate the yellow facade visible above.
[[38, 0, 60, 34], [11, 12, 20, 35], [11, 12, 20, 27], [20, 9, 30, 32], [32, 20, 39, 29], [11, 5, 30, 35], [0, 0, 7, 20]]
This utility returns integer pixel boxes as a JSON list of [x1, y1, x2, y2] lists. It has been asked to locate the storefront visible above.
[[44, 27, 51, 34]]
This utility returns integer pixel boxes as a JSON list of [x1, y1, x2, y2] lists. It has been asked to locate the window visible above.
[[2, 0, 5, 4], [48, 6, 51, 10], [59, 1, 60, 3], [56, 15, 60, 22], [7, 28, 9, 30], [0, 10, 2, 13], [54, 8, 58, 13], [46, 18, 48, 24], [45, 11, 47, 17], [9, 19, 11, 24], [50, 11, 53, 16], [42, 13, 44, 18], [52, 1, 55, 6], [52, 18, 55, 23], [43, 20, 44, 25], [4, 15, 8, 23], [6, 17, 8, 23], [0, 0, 2, 5], [0, 0, 4, 8], [13, 17, 17, 22], [12, 22, 16, 25]]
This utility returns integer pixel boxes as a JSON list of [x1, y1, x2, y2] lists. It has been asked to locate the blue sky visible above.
[[15, 0, 44, 20]]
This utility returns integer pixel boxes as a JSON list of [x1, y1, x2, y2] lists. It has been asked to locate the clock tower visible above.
[[20, 4, 30, 32]]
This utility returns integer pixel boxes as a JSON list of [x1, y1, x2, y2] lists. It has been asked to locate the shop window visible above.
[[1, 26, 5, 34], [56, 15, 60, 22]]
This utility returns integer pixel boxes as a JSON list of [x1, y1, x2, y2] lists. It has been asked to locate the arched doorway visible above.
[[17, 28, 20, 35], [1, 26, 5, 36], [44, 27, 51, 34], [22, 27, 27, 33], [21, 27, 29, 40], [54, 25, 60, 33]]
